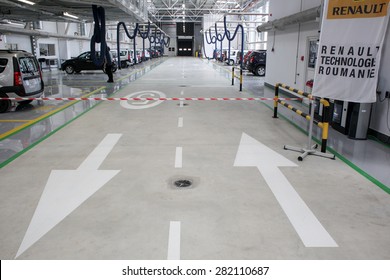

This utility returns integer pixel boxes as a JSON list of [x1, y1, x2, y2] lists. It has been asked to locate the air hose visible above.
[[215, 23, 226, 61], [204, 28, 217, 59], [223, 16, 244, 69], [90, 5, 110, 67], [161, 36, 170, 48], [223, 16, 245, 91], [138, 22, 150, 61], [116, 22, 139, 69]]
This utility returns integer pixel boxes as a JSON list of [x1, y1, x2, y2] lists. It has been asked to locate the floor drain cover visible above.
[[177, 103, 189, 106], [179, 85, 187, 87], [174, 179, 192, 188]]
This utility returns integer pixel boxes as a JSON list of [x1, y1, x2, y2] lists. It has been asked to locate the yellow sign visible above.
[[327, 0, 389, 19]]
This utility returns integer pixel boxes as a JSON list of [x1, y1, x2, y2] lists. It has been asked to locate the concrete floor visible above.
[[0, 57, 389, 260]]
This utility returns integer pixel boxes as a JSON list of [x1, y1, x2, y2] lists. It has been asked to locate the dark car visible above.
[[246, 50, 267, 76], [61, 51, 117, 74]]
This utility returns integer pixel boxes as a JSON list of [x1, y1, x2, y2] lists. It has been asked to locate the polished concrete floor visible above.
[[0, 57, 389, 260]]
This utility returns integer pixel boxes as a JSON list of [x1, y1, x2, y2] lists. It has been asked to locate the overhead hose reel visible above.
[[223, 16, 245, 91], [215, 23, 227, 61], [116, 22, 139, 69], [90, 5, 111, 67], [138, 22, 151, 61], [161, 36, 170, 48], [204, 29, 217, 59], [223, 16, 244, 69]]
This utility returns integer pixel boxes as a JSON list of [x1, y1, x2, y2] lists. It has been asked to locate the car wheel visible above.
[[0, 100, 11, 113], [65, 65, 75, 74], [255, 65, 266, 76]]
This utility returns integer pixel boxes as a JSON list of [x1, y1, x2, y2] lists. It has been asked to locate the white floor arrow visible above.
[[16, 133, 122, 258], [234, 133, 338, 247]]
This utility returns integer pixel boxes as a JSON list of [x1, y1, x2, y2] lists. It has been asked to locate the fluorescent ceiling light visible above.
[[17, 0, 35, 5], [63, 12, 79, 19]]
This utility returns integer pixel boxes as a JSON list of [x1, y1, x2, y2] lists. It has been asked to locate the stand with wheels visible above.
[[283, 98, 335, 161]]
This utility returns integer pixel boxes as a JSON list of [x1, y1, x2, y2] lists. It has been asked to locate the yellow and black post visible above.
[[273, 83, 279, 118], [320, 99, 330, 153], [239, 68, 243, 92], [232, 66, 235, 86]]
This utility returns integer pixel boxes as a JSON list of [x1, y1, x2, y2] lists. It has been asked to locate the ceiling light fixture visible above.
[[17, 0, 35, 5], [63, 12, 79, 19]]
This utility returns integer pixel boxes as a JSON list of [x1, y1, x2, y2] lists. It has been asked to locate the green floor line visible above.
[[258, 101, 390, 194]]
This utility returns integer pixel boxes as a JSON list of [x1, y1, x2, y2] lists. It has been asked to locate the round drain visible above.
[[174, 179, 192, 188]]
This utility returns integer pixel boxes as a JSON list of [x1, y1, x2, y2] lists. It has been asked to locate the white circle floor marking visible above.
[[120, 90, 166, 110]]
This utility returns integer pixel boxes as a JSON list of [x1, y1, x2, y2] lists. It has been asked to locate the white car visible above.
[[0, 50, 44, 113], [225, 49, 239, 65], [118, 49, 133, 68]]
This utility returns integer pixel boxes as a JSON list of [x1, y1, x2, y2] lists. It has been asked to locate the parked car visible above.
[[140, 49, 150, 61], [213, 49, 222, 60], [242, 50, 254, 69], [225, 49, 239, 65], [136, 50, 142, 64], [118, 49, 133, 68], [235, 50, 249, 66], [246, 50, 267, 76], [0, 49, 44, 113], [60, 51, 118, 74]]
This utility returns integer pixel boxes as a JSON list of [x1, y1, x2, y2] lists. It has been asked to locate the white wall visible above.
[[269, 0, 321, 19], [162, 24, 177, 56], [265, 21, 320, 89], [265, 0, 321, 89], [1, 34, 31, 52]]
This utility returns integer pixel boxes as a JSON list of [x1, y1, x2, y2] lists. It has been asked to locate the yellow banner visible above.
[[327, 0, 389, 19]]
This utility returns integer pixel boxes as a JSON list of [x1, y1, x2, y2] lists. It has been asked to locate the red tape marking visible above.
[[1, 97, 304, 101]]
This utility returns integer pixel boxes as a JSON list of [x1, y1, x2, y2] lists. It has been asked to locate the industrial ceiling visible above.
[[0, 0, 266, 24]]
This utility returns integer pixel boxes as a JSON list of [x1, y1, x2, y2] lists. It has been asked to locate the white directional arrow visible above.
[[234, 133, 338, 247], [16, 133, 122, 258]]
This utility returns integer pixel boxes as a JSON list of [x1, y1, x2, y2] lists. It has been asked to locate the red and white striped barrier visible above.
[[0, 97, 304, 101]]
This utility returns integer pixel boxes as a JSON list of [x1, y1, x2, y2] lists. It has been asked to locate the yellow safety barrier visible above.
[[230, 66, 243, 92], [273, 83, 333, 157]]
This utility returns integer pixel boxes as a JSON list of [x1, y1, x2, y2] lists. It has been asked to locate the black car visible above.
[[246, 50, 267, 76], [61, 51, 117, 74]]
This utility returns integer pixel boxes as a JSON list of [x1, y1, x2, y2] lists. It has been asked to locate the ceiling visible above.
[[0, 0, 266, 25]]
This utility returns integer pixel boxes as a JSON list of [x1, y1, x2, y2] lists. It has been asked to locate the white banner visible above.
[[313, 0, 390, 102]]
